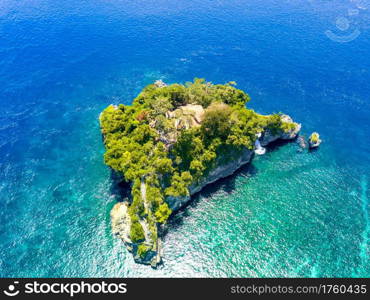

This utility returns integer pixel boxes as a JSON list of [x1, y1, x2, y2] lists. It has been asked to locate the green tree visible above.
[[155, 203, 172, 223]]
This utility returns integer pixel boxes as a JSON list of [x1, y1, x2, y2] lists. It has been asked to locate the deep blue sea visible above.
[[0, 0, 369, 277]]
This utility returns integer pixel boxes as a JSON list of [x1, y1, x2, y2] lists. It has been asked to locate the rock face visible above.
[[110, 114, 300, 267], [111, 202, 132, 246], [154, 79, 167, 88]]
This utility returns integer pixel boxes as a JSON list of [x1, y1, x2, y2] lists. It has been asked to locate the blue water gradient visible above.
[[0, 0, 369, 277]]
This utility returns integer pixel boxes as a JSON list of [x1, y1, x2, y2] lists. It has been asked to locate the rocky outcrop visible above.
[[154, 79, 167, 88], [167, 115, 300, 211], [260, 115, 301, 146], [166, 147, 253, 211]]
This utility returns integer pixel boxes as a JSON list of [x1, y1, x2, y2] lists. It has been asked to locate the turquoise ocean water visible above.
[[0, 0, 369, 277]]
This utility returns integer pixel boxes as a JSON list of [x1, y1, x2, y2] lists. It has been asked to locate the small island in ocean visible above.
[[308, 132, 322, 149], [99, 79, 301, 267]]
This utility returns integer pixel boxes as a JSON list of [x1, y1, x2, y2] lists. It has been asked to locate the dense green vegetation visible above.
[[100, 78, 294, 257]]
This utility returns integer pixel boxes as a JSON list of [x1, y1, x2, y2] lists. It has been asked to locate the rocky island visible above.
[[99, 79, 301, 267]]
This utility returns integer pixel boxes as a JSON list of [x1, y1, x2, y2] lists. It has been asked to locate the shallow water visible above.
[[0, 0, 369, 277]]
